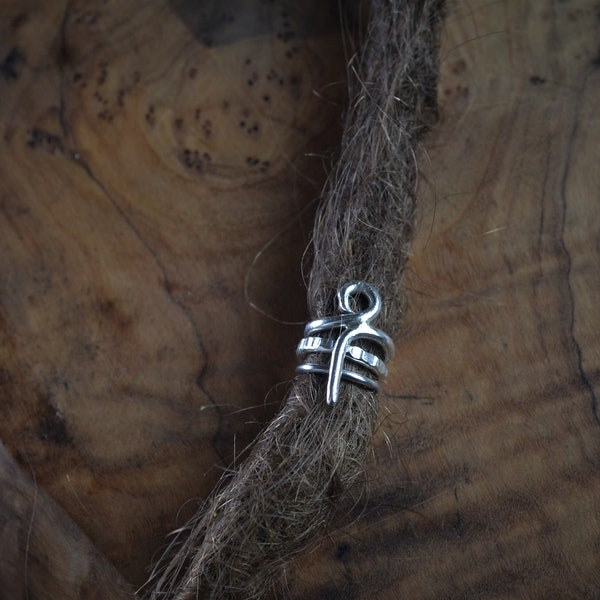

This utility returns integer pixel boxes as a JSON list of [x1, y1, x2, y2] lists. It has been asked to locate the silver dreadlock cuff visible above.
[[296, 281, 395, 405]]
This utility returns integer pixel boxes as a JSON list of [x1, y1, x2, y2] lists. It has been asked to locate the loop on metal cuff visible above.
[[296, 281, 394, 405]]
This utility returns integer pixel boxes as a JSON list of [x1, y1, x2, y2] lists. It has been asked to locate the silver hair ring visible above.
[[296, 281, 394, 405]]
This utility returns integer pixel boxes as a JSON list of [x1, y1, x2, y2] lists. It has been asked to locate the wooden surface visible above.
[[289, 1, 600, 598], [1, 0, 599, 599], [0, 441, 131, 599], [0, 0, 344, 589]]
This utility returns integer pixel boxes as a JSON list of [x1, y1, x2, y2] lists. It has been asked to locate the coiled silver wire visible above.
[[296, 282, 394, 405]]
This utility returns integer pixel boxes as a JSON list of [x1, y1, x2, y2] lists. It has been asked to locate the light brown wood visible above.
[[287, 0, 600, 597], [1, 0, 599, 598], [0, 0, 344, 590], [0, 441, 131, 599]]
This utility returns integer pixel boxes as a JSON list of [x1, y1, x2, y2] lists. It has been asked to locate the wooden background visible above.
[[0, 0, 599, 598]]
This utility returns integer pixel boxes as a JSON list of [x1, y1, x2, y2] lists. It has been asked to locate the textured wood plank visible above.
[[0, 0, 344, 587], [0, 441, 131, 600], [286, 0, 600, 598]]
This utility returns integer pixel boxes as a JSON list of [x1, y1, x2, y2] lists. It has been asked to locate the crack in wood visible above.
[[558, 68, 600, 428], [72, 157, 227, 464]]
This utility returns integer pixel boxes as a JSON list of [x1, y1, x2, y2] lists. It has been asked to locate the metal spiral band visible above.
[[296, 281, 394, 405]]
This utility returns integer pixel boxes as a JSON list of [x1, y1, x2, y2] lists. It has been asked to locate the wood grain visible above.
[[0, 441, 131, 599], [286, 0, 600, 598], [0, 0, 344, 588], [1, 0, 599, 599]]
